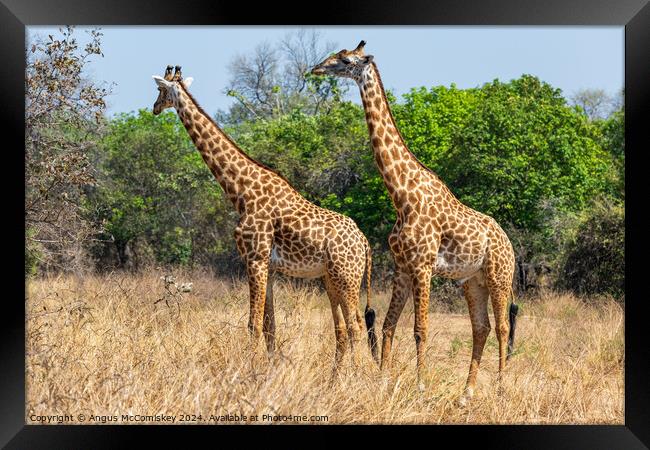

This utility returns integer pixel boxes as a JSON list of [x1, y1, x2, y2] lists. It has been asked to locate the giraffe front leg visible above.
[[411, 265, 433, 392], [380, 268, 411, 371], [235, 227, 273, 360], [235, 222, 273, 357], [246, 258, 269, 355]]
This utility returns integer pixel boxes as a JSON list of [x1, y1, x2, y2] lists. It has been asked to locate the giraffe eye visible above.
[[341, 57, 352, 65]]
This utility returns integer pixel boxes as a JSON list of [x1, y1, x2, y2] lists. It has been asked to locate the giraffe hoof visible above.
[[457, 387, 474, 407], [418, 381, 426, 393]]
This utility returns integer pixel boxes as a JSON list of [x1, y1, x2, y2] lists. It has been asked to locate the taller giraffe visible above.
[[312, 42, 519, 403], [151, 66, 378, 373]]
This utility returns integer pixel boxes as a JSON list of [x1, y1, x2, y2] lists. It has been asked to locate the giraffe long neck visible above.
[[173, 86, 261, 214], [357, 63, 444, 204]]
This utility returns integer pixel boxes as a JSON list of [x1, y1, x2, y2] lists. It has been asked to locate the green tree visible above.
[[227, 102, 367, 197], [437, 75, 610, 230], [329, 77, 615, 277], [597, 108, 624, 199], [89, 110, 237, 269], [393, 84, 479, 170]]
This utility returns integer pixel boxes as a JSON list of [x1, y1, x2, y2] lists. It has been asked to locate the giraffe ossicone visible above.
[[312, 42, 520, 402], [151, 65, 380, 371]]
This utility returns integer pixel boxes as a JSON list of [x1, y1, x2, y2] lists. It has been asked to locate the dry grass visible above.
[[26, 270, 624, 424]]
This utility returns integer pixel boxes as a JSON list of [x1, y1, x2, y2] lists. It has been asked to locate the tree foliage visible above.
[[88, 110, 238, 270], [26, 32, 625, 297], [425, 76, 609, 230], [597, 108, 625, 199]]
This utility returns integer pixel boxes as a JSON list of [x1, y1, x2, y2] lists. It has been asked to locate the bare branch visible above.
[[26, 25, 111, 274]]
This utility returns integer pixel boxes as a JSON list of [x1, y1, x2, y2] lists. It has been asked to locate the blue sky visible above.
[[27, 26, 624, 117]]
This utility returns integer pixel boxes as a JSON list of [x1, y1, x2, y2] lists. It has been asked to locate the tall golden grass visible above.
[[26, 270, 624, 424]]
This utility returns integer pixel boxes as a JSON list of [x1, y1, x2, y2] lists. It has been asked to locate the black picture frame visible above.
[[3, 0, 648, 447]]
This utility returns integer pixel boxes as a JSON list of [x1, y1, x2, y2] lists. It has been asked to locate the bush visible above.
[[87, 110, 234, 269], [556, 199, 624, 298]]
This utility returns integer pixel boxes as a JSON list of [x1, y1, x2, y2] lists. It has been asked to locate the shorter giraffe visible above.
[[152, 66, 378, 374]]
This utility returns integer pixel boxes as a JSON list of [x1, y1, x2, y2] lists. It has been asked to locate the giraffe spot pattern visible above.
[[152, 76, 376, 370], [311, 47, 516, 395]]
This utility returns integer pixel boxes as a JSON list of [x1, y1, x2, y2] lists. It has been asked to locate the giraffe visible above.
[[312, 42, 519, 404], [151, 65, 379, 373]]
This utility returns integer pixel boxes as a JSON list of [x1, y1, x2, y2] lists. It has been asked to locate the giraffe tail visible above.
[[507, 287, 519, 360], [363, 238, 379, 364]]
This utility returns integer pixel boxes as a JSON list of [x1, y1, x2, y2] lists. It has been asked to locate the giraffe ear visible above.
[[362, 55, 374, 64], [152, 75, 172, 89], [182, 77, 194, 89]]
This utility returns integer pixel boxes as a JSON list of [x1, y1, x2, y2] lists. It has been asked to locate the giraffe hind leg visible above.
[[338, 288, 362, 366], [263, 272, 276, 356], [489, 283, 511, 376], [323, 242, 364, 365], [324, 274, 347, 380], [459, 275, 490, 406], [380, 268, 411, 370]]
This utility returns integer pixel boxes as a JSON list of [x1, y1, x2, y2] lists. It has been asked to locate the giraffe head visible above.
[[152, 65, 194, 115], [310, 40, 374, 82]]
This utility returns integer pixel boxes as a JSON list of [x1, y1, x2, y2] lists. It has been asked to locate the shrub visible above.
[[556, 198, 624, 298]]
